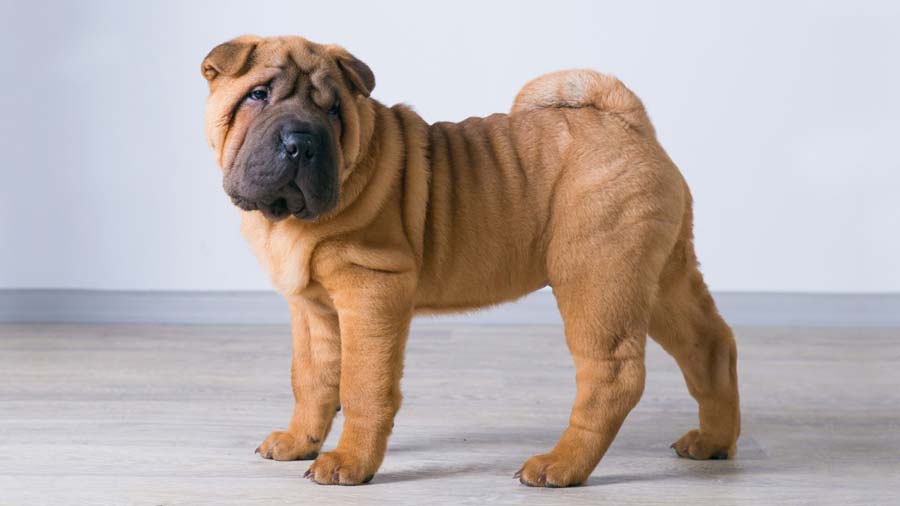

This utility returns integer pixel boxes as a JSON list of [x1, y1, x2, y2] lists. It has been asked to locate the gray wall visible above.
[[1, 0, 898, 292]]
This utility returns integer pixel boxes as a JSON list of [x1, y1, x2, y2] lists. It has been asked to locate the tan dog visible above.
[[201, 35, 740, 487]]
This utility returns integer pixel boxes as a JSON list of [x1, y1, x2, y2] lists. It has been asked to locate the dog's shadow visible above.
[[374, 460, 750, 487], [373, 435, 761, 486], [582, 462, 749, 488], [373, 462, 499, 485]]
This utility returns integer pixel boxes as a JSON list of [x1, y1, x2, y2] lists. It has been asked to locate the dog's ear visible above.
[[327, 45, 375, 97], [201, 38, 257, 82]]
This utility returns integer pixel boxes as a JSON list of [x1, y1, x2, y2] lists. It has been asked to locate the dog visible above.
[[201, 35, 740, 487]]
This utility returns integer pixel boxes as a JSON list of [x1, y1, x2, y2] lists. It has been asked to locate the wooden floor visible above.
[[1, 323, 898, 505]]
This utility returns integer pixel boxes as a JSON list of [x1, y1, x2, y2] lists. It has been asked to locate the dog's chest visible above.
[[239, 211, 316, 296]]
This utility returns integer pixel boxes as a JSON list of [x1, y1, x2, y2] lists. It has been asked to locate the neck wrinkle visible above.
[[313, 100, 404, 234]]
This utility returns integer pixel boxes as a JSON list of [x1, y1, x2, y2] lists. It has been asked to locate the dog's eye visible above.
[[248, 86, 269, 102], [328, 100, 340, 115]]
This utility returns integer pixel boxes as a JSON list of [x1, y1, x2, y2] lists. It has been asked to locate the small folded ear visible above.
[[201, 38, 257, 82], [327, 46, 375, 97]]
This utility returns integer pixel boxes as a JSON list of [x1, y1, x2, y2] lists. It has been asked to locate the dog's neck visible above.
[[316, 99, 426, 228]]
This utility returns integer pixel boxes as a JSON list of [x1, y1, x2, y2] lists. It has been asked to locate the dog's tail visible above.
[[511, 69, 654, 136]]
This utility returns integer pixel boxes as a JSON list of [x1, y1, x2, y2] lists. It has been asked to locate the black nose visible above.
[[280, 131, 317, 161]]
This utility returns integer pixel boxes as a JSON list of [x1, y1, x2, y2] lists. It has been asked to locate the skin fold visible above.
[[201, 35, 740, 487]]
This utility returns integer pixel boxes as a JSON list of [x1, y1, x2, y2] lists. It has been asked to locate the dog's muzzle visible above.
[[225, 117, 337, 221]]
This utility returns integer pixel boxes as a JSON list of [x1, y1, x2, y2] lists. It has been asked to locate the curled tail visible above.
[[512, 69, 654, 136]]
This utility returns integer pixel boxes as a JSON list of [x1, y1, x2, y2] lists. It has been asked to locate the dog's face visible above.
[[202, 36, 375, 221]]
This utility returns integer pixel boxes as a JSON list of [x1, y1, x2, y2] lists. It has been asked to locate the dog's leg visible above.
[[517, 162, 681, 487], [516, 269, 654, 487], [257, 298, 341, 461], [649, 242, 740, 460], [304, 272, 414, 485]]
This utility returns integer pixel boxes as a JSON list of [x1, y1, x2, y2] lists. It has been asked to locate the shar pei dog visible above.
[[201, 35, 740, 487]]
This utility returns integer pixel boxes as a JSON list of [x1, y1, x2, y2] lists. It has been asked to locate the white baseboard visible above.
[[1, 289, 898, 327]]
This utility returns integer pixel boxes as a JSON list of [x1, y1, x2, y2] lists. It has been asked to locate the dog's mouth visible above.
[[229, 181, 310, 221]]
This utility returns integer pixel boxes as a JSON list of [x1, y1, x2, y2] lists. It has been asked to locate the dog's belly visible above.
[[414, 235, 550, 313]]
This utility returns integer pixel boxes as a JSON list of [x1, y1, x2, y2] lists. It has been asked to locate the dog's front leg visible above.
[[257, 297, 341, 461], [304, 270, 415, 485]]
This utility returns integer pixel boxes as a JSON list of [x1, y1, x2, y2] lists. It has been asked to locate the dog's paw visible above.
[[255, 431, 319, 461], [514, 452, 587, 488], [304, 450, 376, 485], [671, 429, 734, 460]]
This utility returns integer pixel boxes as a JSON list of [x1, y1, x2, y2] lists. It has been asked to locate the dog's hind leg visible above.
[[649, 222, 740, 460], [516, 155, 683, 487]]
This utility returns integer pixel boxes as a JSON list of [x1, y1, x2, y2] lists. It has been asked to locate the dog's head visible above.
[[202, 35, 375, 221]]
